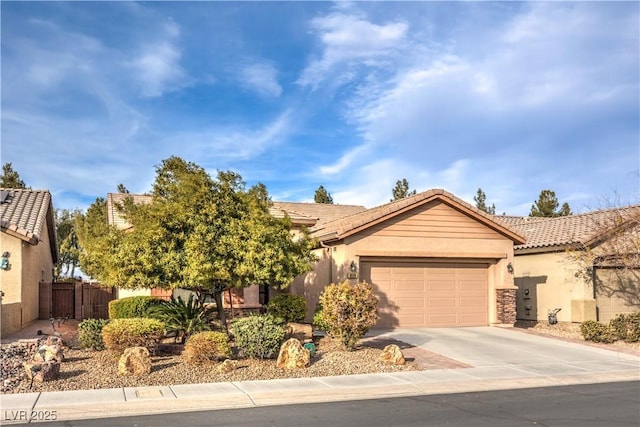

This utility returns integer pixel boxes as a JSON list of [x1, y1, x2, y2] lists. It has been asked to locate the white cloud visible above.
[[130, 22, 191, 97], [318, 144, 368, 175], [298, 12, 408, 88], [240, 62, 282, 98]]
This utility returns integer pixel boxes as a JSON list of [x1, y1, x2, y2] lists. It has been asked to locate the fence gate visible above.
[[83, 283, 115, 319], [51, 283, 75, 318]]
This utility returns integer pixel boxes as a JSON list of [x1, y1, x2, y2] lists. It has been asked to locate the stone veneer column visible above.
[[496, 288, 517, 325]]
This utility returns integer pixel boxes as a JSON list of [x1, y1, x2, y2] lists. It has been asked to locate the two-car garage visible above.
[[360, 259, 489, 328]]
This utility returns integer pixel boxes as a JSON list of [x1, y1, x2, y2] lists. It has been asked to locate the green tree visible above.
[[117, 184, 129, 194], [54, 209, 81, 280], [391, 178, 416, 201], [474, 188, 496, 214], [314, 185, 334, 204], [0, 163, 26, 188], [530, 189, 572, 217], [75, 197, 123, 281], [79, 157, 316, 330]]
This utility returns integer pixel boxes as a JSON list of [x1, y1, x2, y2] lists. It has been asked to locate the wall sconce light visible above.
[[507, 262, 514, 275], [348, 261, 358, 279], [0, 252, 9, 270], [350, 261, 357, 273]]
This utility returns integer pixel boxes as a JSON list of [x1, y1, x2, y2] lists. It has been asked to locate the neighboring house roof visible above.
[[271, 202, 367, 228], [496, 205, 640, 252], [106, 193, 365, 229], [0, 188, 58, 261], [310, 188, 526, 244], [107, 193, 152, 230]]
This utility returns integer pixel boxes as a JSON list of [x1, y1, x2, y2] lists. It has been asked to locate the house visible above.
[[289, 189, 525, 328], [499, 205, 640, 323], [105, 189, 526, 327], [0, 188, 58, 336]]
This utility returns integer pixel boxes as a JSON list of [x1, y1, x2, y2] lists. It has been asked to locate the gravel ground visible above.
[[1, 336, 419, 395], [515, 320, 640, 353]]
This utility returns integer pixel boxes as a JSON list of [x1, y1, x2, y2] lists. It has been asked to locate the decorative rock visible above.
[[117, 347, 152, 376], [45, 336, 64, 347], [217, 359, 237, 374], [33, 345, 64, 363], [285, 323, 313, 342], [24, 361, 60, 383], [379, 344, 405, 365], [276, 338, 310, 369]]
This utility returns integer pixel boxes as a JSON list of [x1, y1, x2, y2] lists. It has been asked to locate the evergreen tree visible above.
[[474, 188, 496, 214], [0, 163, 26, 188], [391, 178, 416, 201], [314, 185, 334, 204], [54, 209, 81, 280], [530, 189, 572, 217]]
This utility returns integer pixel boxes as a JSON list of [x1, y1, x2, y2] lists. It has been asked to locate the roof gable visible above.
[[0, 188, 58, 261], [311, 189, 526, 244]]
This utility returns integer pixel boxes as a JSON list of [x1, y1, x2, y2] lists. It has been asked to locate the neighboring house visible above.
[[499, 205, 640, 323], [0, 188, 58, 336]]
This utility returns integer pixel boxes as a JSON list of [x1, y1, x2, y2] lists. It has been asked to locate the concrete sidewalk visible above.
[[1, 326, 639, 424], [1, 357, 638, 424]]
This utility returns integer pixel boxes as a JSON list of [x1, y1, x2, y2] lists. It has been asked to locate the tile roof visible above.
[[309, 188, 526, 244], [495, 205, 640, 251], [106, 194, 366, 229], [271, 202, 367, 227], [0, 188, 58, 260]]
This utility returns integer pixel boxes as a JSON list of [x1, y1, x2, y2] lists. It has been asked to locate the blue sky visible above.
[[2, 1, 639, 215]]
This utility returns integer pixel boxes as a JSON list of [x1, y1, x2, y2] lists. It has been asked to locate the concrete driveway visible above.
[[371, 326, 639, 379]]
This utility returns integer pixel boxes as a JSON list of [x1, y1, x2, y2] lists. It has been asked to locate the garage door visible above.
[[361, 260, 488, 328]]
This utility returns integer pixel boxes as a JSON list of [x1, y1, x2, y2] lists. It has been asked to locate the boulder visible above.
[[379, 344, 405, 365], [23, 361, 60, 383], [276, 338, 310, 369], [45, 336, 64, 347], [33, 345, 64, 363], [285, 323, 313, 342], [117, 347, 152, 376], [217, 359, 237, 374]]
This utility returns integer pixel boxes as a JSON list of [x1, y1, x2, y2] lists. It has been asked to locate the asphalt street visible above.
[[11, 381, 639, 427]]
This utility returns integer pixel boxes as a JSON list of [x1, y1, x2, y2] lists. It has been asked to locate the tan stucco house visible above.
[[283, 190, 526, 328], [0, 188, 58, 336], [106, 189, 526, 327], [500, 205, 640, 323]]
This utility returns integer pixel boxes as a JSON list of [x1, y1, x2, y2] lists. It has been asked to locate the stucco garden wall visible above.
[[514, 251, 596, 323]]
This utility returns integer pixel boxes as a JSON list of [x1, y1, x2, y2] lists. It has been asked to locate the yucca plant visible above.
[[146, 294, 217, 343]]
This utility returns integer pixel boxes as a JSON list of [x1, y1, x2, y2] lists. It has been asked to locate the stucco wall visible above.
[[1, 302, 22, 336], [513, 251, 596, 323], [0, 228, 54, 331], [0, 233, 23, 303], [20, 224, 55, 327]]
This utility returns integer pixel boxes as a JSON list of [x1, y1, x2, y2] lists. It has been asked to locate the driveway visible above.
[[371, 327, 639, 379]]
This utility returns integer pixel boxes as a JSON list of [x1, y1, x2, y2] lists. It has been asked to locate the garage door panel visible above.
[[428, 297, 457, 308], [363, 260, 488, 328]]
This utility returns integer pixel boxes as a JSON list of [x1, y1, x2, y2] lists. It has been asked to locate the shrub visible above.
[[108, 296, 164, 319], [610, 312, 640, 343], [312, 302, 329, 332], [184, 331, 232, 364], [580, 320, 617, 344], [78, 318, 110, 350], [231, 314, 285, 359], [319, 281, 379, 351], [101, 318, 165, 353], [266, 294, 306, 323], [146, 295, 216, 343]]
